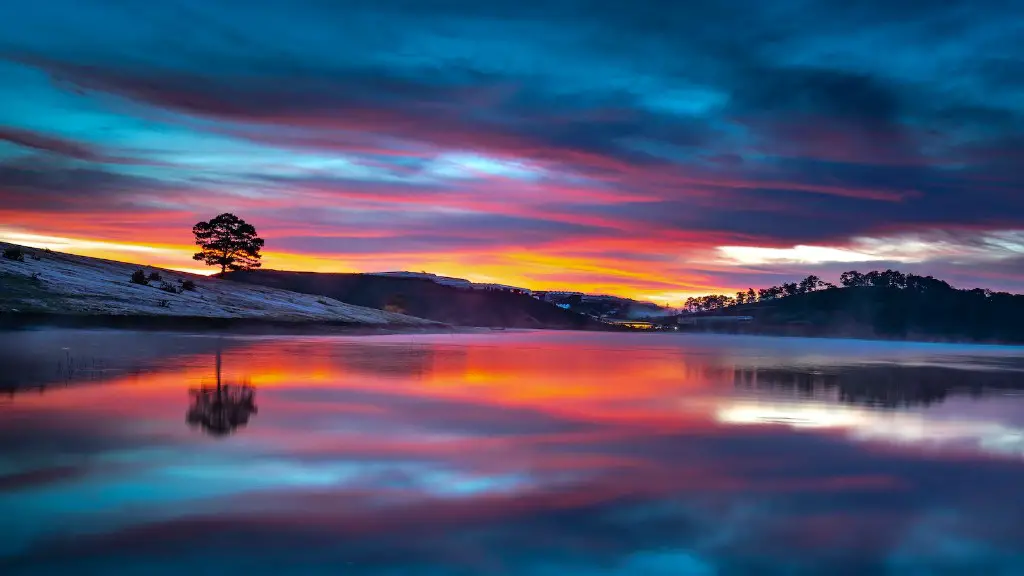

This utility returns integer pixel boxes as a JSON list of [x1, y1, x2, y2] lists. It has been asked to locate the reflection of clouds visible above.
[[160, 460, 529, 497], [853, 418, 1024, 458], [5, 332, 1024, 573], [717, 401, 1024, 457], [718, 402, 871, 429], [531, 550, 715, 576]]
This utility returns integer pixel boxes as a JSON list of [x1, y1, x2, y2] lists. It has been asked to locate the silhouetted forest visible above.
[[682, 270, 945, 312], [678, 269, 1024, 343]]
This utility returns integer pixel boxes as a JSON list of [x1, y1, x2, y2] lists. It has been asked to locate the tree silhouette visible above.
[[192, 213, 265, 275], [840, 270, 868, 287], [798, 275, 822, 294], [187, 347, 258, 437], [905, 274, 951, 293], [676, 268, 1024, 342]]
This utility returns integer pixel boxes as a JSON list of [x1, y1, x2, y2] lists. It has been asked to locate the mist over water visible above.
[[2, 330, 1024, 574]]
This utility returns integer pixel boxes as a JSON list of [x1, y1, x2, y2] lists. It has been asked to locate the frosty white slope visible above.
[[0, 243, 434, 326]]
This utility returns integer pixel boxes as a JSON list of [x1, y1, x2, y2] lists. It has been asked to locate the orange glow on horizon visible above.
[[0, 227, 735, 304], [11, 336, 726, 433]]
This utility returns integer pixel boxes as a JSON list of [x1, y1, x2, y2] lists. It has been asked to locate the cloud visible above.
[[0, 0, 1022, 299], [0, 126, 159, 166], [0, 127, 110, 162], [0, 159, 179, 214]]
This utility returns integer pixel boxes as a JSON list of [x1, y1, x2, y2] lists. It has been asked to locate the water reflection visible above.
[[1, 331, 1024, 574], [186, 348, 258, 437], [733, 363, 1024, 409]]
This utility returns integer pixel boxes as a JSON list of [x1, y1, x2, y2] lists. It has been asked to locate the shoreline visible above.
[[5, 312, 1020, 346], [667, 323, 1024, 347], [5, 312, 1023, 346], [0, 312, 458, 335]]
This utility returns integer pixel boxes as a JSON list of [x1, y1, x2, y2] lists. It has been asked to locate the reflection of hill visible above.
[[0, 331, 241, 391], [733, 365, 1024, 409]]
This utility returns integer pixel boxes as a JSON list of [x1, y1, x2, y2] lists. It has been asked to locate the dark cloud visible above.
[[0, 127, 109, 162], [1, 0, 1022, 294], [272, 214, 611, 255], [734, 67, 903, 122], [15, 54, 718, 178], [0, 155, 204, 217], [0, 161, 163, 211], [0, 126, 164, 166], [0, 466, 89, 492]]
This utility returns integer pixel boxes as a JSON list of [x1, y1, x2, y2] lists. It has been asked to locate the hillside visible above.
[[678, 286, 1024, 343], [535, 291, 672, 319], [224, 270, 605, 329], [0, 243, 436, 327]]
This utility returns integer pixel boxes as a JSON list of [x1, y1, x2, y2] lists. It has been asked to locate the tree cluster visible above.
[[683, 275, 836, 312], [838, 269, 958, 292], [681, 268, 1019, 314]]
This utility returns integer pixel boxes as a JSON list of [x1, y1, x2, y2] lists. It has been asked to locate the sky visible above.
[[1, 0, 1023, 304]]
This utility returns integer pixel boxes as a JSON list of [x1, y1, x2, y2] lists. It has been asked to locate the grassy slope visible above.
[[225, 270, 606, 329], [0, 243, 436, 326]]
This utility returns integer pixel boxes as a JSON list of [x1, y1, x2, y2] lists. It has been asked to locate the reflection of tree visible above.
[[733, 365, 1024, 409], [187, 346, 258, 436]]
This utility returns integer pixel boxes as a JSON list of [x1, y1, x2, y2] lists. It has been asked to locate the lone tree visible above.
[[192, 213, 264, 275]]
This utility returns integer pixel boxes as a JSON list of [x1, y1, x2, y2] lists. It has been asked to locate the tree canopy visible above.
[[192, 213, 265, 274], [679, 269, 1024, 342], [682, 268, 1014, 314]]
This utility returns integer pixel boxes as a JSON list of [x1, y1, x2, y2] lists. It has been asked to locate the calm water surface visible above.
[[2, 329, 1024, 575]]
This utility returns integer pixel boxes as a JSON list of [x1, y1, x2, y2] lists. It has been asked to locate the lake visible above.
[[2, 329, 1024, 574]]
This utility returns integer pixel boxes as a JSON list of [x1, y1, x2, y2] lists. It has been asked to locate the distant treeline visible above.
[[683, 269, 1013, 313], [678, 269, 1024, 343]]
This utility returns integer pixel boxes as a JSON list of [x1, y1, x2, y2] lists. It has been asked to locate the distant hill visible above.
[[0, 243, 436, 328], [225, 270, 606, 329], [535, 291, 673, 320], [674, 286, 1024, 343]]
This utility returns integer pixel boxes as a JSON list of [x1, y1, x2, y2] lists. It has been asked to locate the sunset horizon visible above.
[[5, 2, 1024, 572], [3, 0, 1023, 306]]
